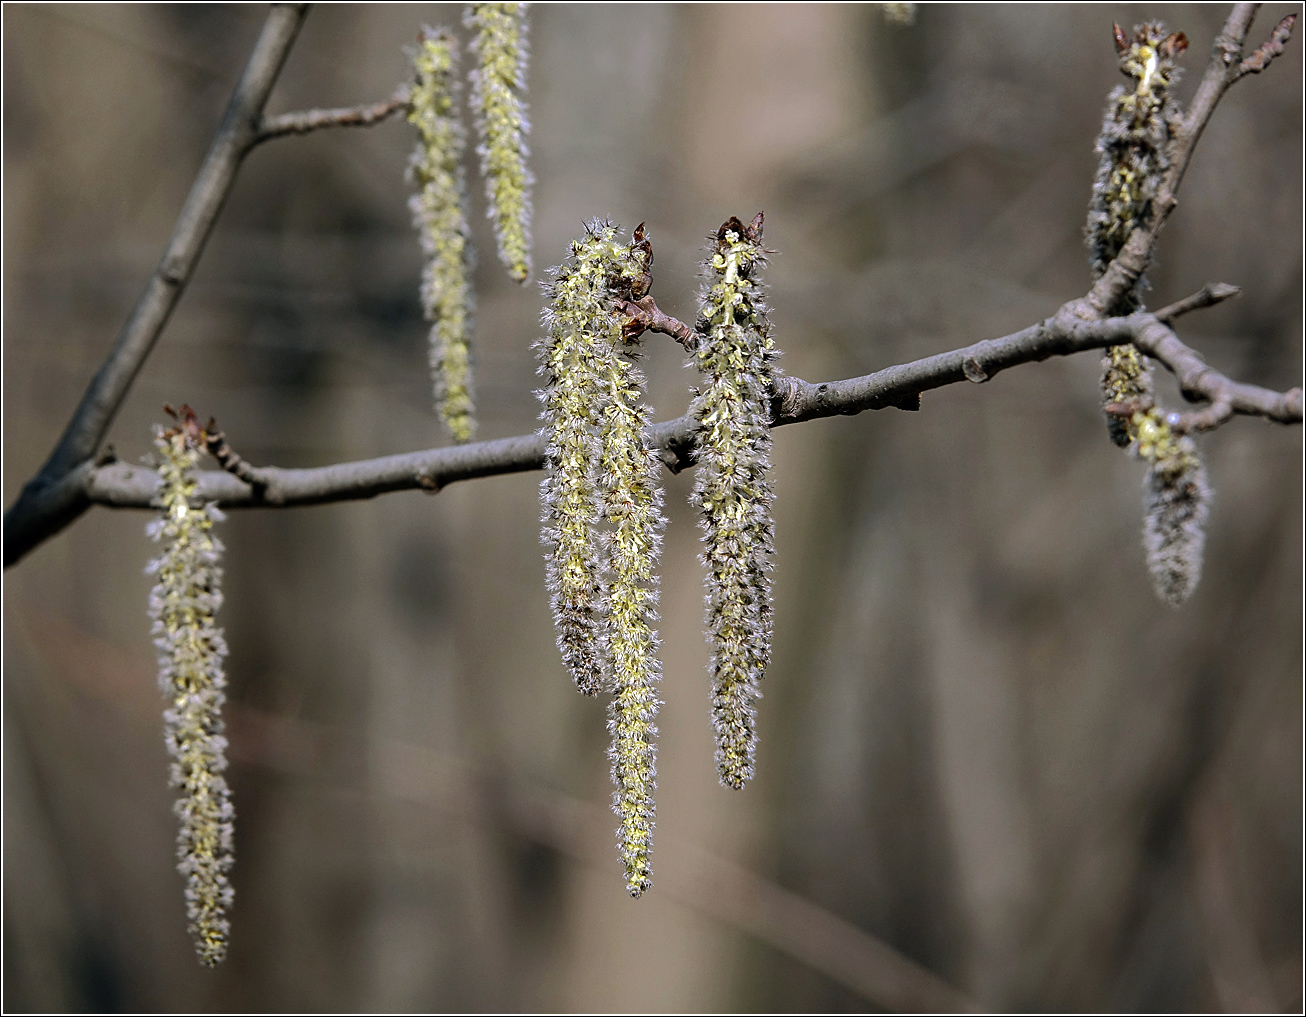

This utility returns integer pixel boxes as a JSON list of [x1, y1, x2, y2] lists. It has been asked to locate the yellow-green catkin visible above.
[[538, 221, 665, 894], [881, 3, 915, 26], [1085, 23, 1208, 605], [538, 226, 618, 696], [146, 422, 234, 966], [409, 28, 477, 443], [466, 3, 533, 283], [598, 237, 663, 898], [692, 214, 778, 790], [1087, 23, 1187, 445], [1134, 409, 1210, 606]]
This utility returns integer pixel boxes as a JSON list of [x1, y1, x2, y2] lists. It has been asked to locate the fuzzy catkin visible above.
[[146, 426, 234, 967], [466, 2, 533, 283], [408, 28, 477, 443], [538, 222, 665, 894], [598, 282, 663, 898], [1086, 23, 1186, 444], [1134, 410, 1210, 606], [692, 215, 778, 790], [538, 226, 619, 695]]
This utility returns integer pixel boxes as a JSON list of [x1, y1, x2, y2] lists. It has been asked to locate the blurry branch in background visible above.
[[14, 598, 976, 1011], [13, 604, 977, 1011], [70, 296, 1302, 511]]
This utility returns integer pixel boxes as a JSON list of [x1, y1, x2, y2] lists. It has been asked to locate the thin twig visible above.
[[70, 296, 1301, 512], [3, 3, 311, 564], [619, 294, 699, 350], [1237, 12, 1297, 79], [203, 419, 270, 492], [253, 87, 411, 144], [1152, 282, 1241, 323]]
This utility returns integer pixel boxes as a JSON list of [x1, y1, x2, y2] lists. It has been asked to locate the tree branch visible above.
[[3, 2, 311, 566], [69, 298, 1301, 513], [252, 87, 411, 145]]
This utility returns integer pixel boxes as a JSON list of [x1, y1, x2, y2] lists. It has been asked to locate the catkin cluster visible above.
[[146, 419, 234, 967], [538, 222, 665, 895], [692, 214, 778, 790], [1087, 24, 1187, 444], [409, 28, 477, 442], [1086, 24, 1209, 607], [466, 2, 533, 283]]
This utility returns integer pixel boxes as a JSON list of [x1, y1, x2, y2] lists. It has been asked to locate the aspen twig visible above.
[[68, 294, 1301, 514]]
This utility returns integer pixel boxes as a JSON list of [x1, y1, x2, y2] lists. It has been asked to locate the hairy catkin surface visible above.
[[1084, 24, 1208, 606], [409, 29, 477, 442], [538, 231, 613, 695], [1087, 23, 1187, 445], [466, 2, 533, 283], [599, 328, 664, 896], [692, 215, 777, 790], [1134, 411, 1210, 606], [146, 428, 234, 966], [539, 221, 665, 893]]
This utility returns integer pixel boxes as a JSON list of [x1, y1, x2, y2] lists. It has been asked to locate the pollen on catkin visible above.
[[466, 2, 533, 283], [538, 224, 620, 695], [692, 213, 778, 790], [1133, 409, 1210, 606], [408, 28, 477, 443], [146, 417, 234, 967], [1086, 23, 1186, 444], [538, 221, 665, 894]]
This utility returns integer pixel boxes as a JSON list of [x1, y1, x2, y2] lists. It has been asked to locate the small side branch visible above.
[[1153, 282, 1241, 323], [619, 295, 699, 351], [1129, 318, 1304, 432], [253, 88, 412, 145], [203, 419, 271, 493], [1238, 12, 1297, 78]]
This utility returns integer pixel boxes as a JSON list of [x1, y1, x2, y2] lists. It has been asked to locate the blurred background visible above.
[[3, 3, 1301, 1011]]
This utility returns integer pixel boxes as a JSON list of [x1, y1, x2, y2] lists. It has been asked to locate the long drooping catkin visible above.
[[538, 222, 665, 893], [692, 214, 778, 790], [538, 228, 618, 696], [597, 289, 663, 897], [408, 28, 477, 442], [466, 2, 533, 283], [146, 420, 234, 966]]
